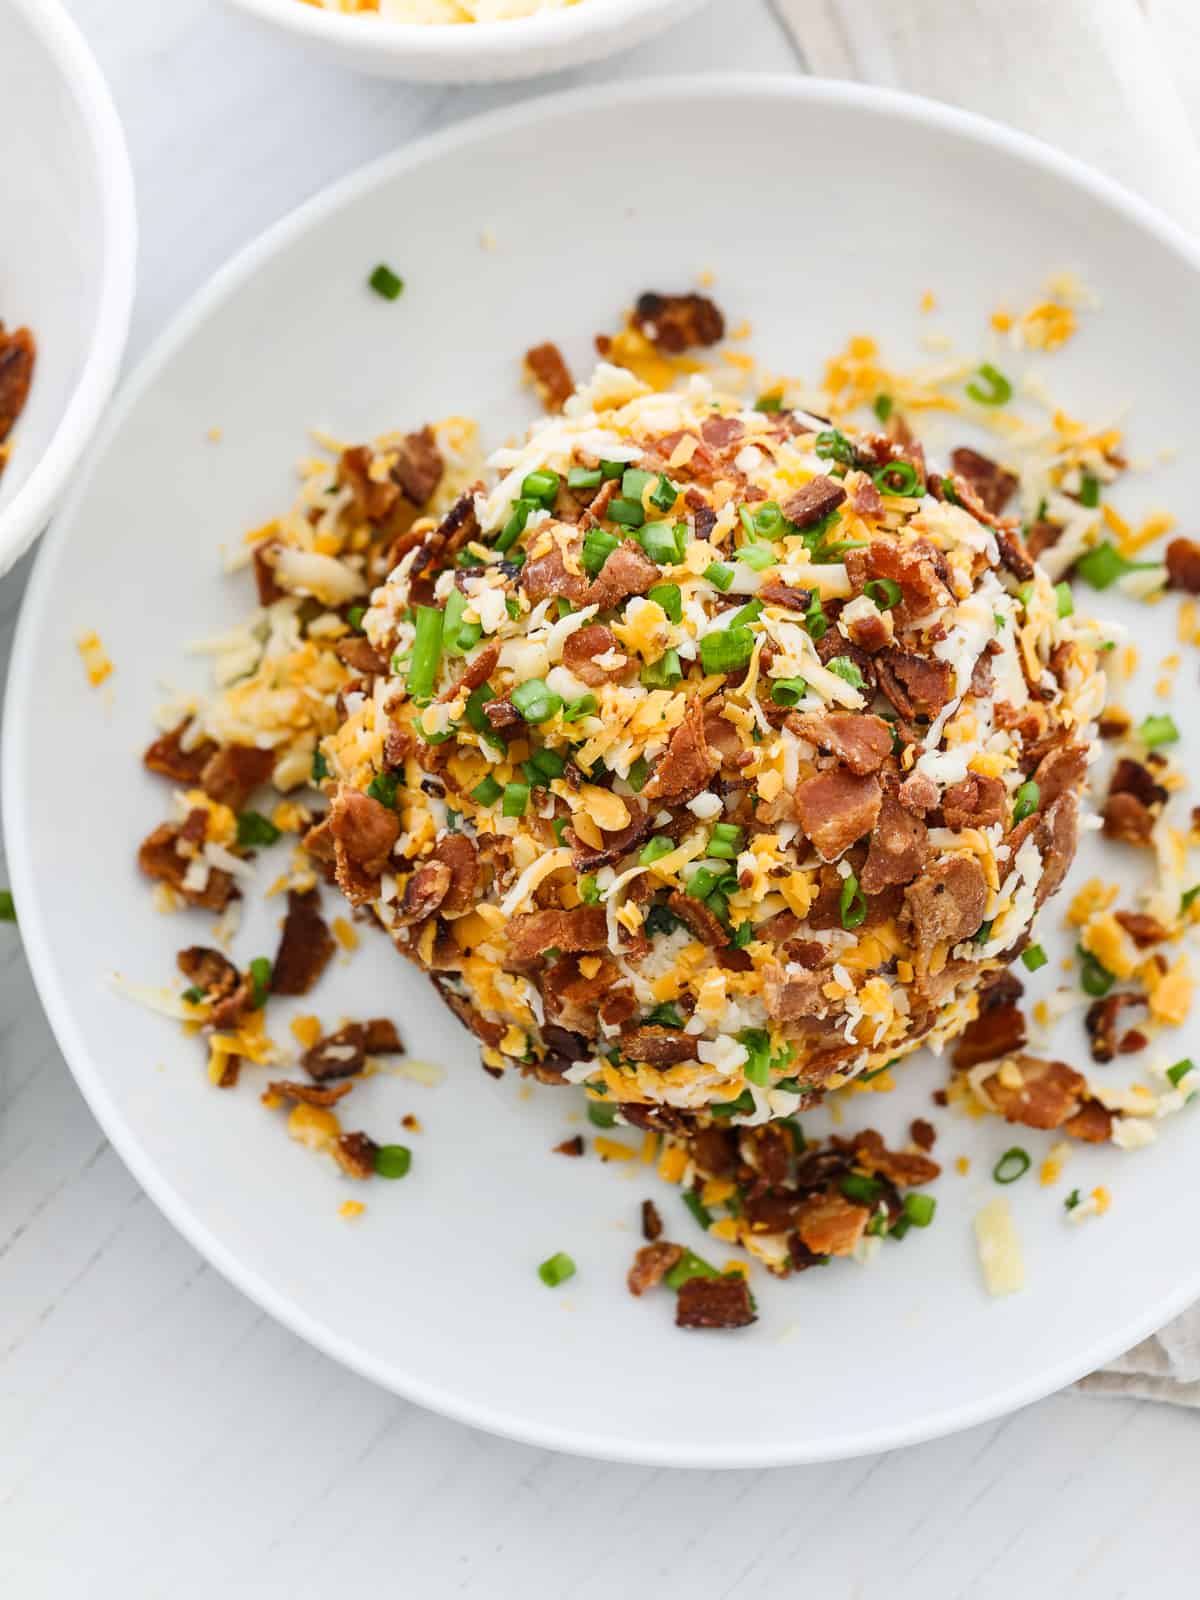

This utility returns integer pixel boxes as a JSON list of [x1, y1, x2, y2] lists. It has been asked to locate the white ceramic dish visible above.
[[8, 78, 1200, 1467], [0, 0, 136, 577], [225, 0, 708, 82]]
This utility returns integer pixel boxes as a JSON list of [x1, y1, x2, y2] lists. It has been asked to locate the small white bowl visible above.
[[0, 0, 136, 576], [225, 0, 709, 82]]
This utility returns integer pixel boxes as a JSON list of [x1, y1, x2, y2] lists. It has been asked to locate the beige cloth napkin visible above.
[[774, 0, 1200, 1406]]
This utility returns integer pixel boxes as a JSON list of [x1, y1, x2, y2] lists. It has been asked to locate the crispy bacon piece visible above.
[[569, 808, 654, 871], [340, 445, 400, 524], [0, 323, 35, 446], [981, 1054, 1089, 1131], [949, 447, 1018, 515], [437, 642, 499, 704], [759, 578, 813, 613], [521, 536, 590, 607], [898, 770, 939, 815], [1032, 743, 1088, 808], [507, 905, 608, 961], [700, 415, 743, 450], [846, 536, 951, 623], [271, 888, 337, 996], [642, 699, 718, 804], [876, 649, 954, 720], [911, 1118, 936, 1151], [555, 1135, 585, 1157], [840, 604, 892, 652], [144, 721, 217, 784], [1063, 1101, 1114, 1143], [941, 772, 1007, 830], [586, 538, 659, 610], [846, 1128, 940, 1186], [951, 1002, 1027, 1069], [792, 712, 892, 776], [434, 979, 503, 1049], [793, 769, 882, 862], [399, 860, 451, 924], [860, 794, 929, 894], [562, 623, 630, 686], [330, 787, 400, 881], [392, 426, 444, 507], [994, 526, 1036, 582], [642, 1199, 664, 1241], [199, 744, 275, 810], [1025, 791, 1079, 904], [905, 856, 988, 949], [431, 832, 479, 916], [762, 963, 827, 1021], [675, 1274, 756, 1330], [177, 945, 240, 1000], [847, 473, 885, 518], [335, 635, 387, 676], [627, 1241, 684, 1296], [333, 1131, 379, 1180], [781, 474, 846, 529], [252, 543, 285, 605], [1114, 911, 1169, 947], [1085, 993, 1148, 1063], [632, 291, 725, 353], [1103, 792, 1155, 847], [268, 1078, 355, 1108], [137, 819, 239, 911], [620, 1026, 697, 1065], [303, 1018, 403, 1082], [666, 890, 728, 948], [793, 1190, 870, 1257], [1166, 536, 1200, 593], [523, 341, 574, 412]]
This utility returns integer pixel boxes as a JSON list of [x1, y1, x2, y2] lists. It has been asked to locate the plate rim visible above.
[[8, 72, 1200, 1468]]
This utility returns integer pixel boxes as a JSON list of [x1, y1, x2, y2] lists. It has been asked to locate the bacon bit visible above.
[[340, 444, 399, 524], [1084, 993, 1147, 1063], [627, 1241, 684, 1296], [642, 1198, 664, 1240], [911, 1118, 936, 1151], [620, 1026, 697, 1065], [332, 1131, 378, 1180], [860, 794, 930, 894], [554, 1134, 585, 1157], [329, 787, 401, 903], [77, 630, 113, 688], [875, 648, 954, 720], [144, 721, 218, 783], [303, 1018, 402, 1082], [268, 1079, 355, 1108], [793, 769, 882, 862], [905, 856, 988, 949], [632, 291, 725, 353], [794, 1190, 870, 1257], [759, 578, 813, 613], [523, 342, 574, 412], [982, 1054, 1088, 1131], [586, 538, 660, 610], [781, 474, 846, 529], [949, 447, 1018, 514], [952, 1002, 1027, 1069], [761, 963, 827, 1022], [521, 536, 590, 607], [431, 831, 479, 915], [941, 772, 1007, 830], [641, 698, 718, 804], [508, 905, 608, 961], [177, 945, 239, 1003], [666, 890, 728, 949], [200, 744, 275, 811], [1114, 911, 1169, 948], [271, 888, 337, 996], [792, 711, 892, 776], [1166, 537, 1200, 593], [1062, 1101, 1114, 1144], [561, 623, 630, 686], [847, 1128, 940, 1187], [137, 819, 239, 911], [675, 1274, 756, 1329], [0, 323, 36, 446], [400, 859, 451, 924]]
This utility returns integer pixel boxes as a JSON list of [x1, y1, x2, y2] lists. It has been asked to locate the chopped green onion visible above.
[[521, 468, 560, 504], [608, 496, 645, 529], [182, 985, 205, 1005], [663, 1249, 721, 1289], [966, 363, 1013, 407], [1167, 1058, 1194, 1088], [1182, 885, 1200, 914], [502, 782, 529, 818], [992, 1147, 1030, 1184], [537, 1251, 576, 1288], [567, 465, 603, 492], [1064, 1188, 1081, 1211], [736, 542, 776, 572], [754, 392, 783, 413], [346, 604, 366, 632], [804, 591, 828, 640], [1055, 582, 1074, 618], [367, 772, 398, 808], [599, 459, 626, 479], [864, 577, 902, 611], [310, 748, 330, 784], [872, 394, 894, 422], [639, 521, 685, 565], [236, 811, 281, 849], [578, 874, 601, 905], [815, 429, 857, 467], [640, 649, 683, 689], [902, 1192, 937, 1228], [732, 920, 753, 949], [368, 263, 404, 300], [465, 683, 503, 751], [710, 1088, 755, 1119], [1012, 780, 1040, 823], [415, 713, 457, 747], [621, 467, 654, 502], [0, 890, 16, 924], [707, 822, 744, 860], [374, 1144, 412, 1179], [826, 656, 865, 690], [682, 1190, 713, 1229], [839, 873, 867, 930], [471, 775, 503, 806], [627, 756, 650, 792], [407, 605, 445, 702], [529, 747, 566, 783], [704, 562, 734, 592], [839, 1172, 883, 1206], [249, 957, 272, 1009], [649, 475, 678, 513], [442, 588, 481, 655], [974, 920, 994, 945], [873, 459, 920, 497], [582, 526, 620, 575], [739, 1027, 771, 1086], [495, 496, 536, 554], [1138, 714, 1179, 749], [587, 1099, 618, 1127], [700, 627, 755, 676], [647, 1002, 683, 1029], [1077, 946, 1115, 998], [751, 501, 784, 537], [511, 678, 563, 724], [551, 818, 569, 846], [1021, 944, 1048, 972], [563, 693, 598, 722], [686, 865, 722, 901], [639, 835, 675, 867], [1075, 540, 1159, 590], [1078, 472, 1101, 508], [648, 582, 682, 622], [770, 677, 808, 707]]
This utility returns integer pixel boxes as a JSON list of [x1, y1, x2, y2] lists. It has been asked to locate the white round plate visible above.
[[226, 0, 709, 84], [0, 0, 136, 575], [7, 78, 1200, 1467]]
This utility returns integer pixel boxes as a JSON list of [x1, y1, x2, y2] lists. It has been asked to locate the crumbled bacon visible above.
[[762, 963, 827, 1021], [627, 1241, 684, 1296], [329, 787, 401, 897], [554, 1135, 585, 1157], [846, 1128, 940, 1187], [333, 1131, 379, 1179], [632, 291, 725, 353], [399, 859, 451, 924], [675, 1274, 756, 1329], [200, 744, 275, 810], [431, 832, 479, 915], [897, 770, 939, 815], [793, 1190, 870, 1257], [303, 1018, 402, 1082], [144, 721, 217, 783], [268, 1078, 355, 1108], [1166, 536, 1200, 593], [876, 649, 954, 720], [846, 536, 951, 623], [339, 445, 400, 524], [507, 906, 609, 961], [949, 446, 1018, 515], [335, 635, 386, 675], [781, 474, 846, 529], [177, 945, 240, 1000], [1103, 792, 1156, 847], [642, 698, 718, 804], [1063, 1101, 1114, 1143], [1085, 993, 1147, 1063], [981, 1053, 1088, 1130], [137, 819, 239, 911], [270, 888, 337, 996], [392, 426, 444, 507], [562, 623, 630, 686], [952, 1001, 1027, 1068], [437, 642, 499, 703], [759, 578, 813, 613], [620, 1027, 697, 1065], [792, 711, 892, 775], [642, 1198, 664, 1240], [569, 808, 654, 871], [905, 856, 988, 949], [0, 323, 36, 445], [941, 771, 1006, 830], [586, 538, 660, 609], [523, 341, 574, 412], [1114, 910, 1169, 947], [911, 1118, 936, 1151], [520, 536, 590, 606], [860, 794, 930, 894], [1032, 743, 1088, 808], [666, 890, 728, 948], [793, 769, 882, 862]]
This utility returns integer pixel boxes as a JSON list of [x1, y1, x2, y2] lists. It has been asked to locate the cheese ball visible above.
[[313, 366, 1105, 1128]]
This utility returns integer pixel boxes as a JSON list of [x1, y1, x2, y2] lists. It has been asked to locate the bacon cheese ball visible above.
[[311, 365, 1106, 1129]]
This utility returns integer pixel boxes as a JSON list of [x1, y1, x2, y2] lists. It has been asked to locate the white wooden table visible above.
[[2, 3, 1197, 1595]]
